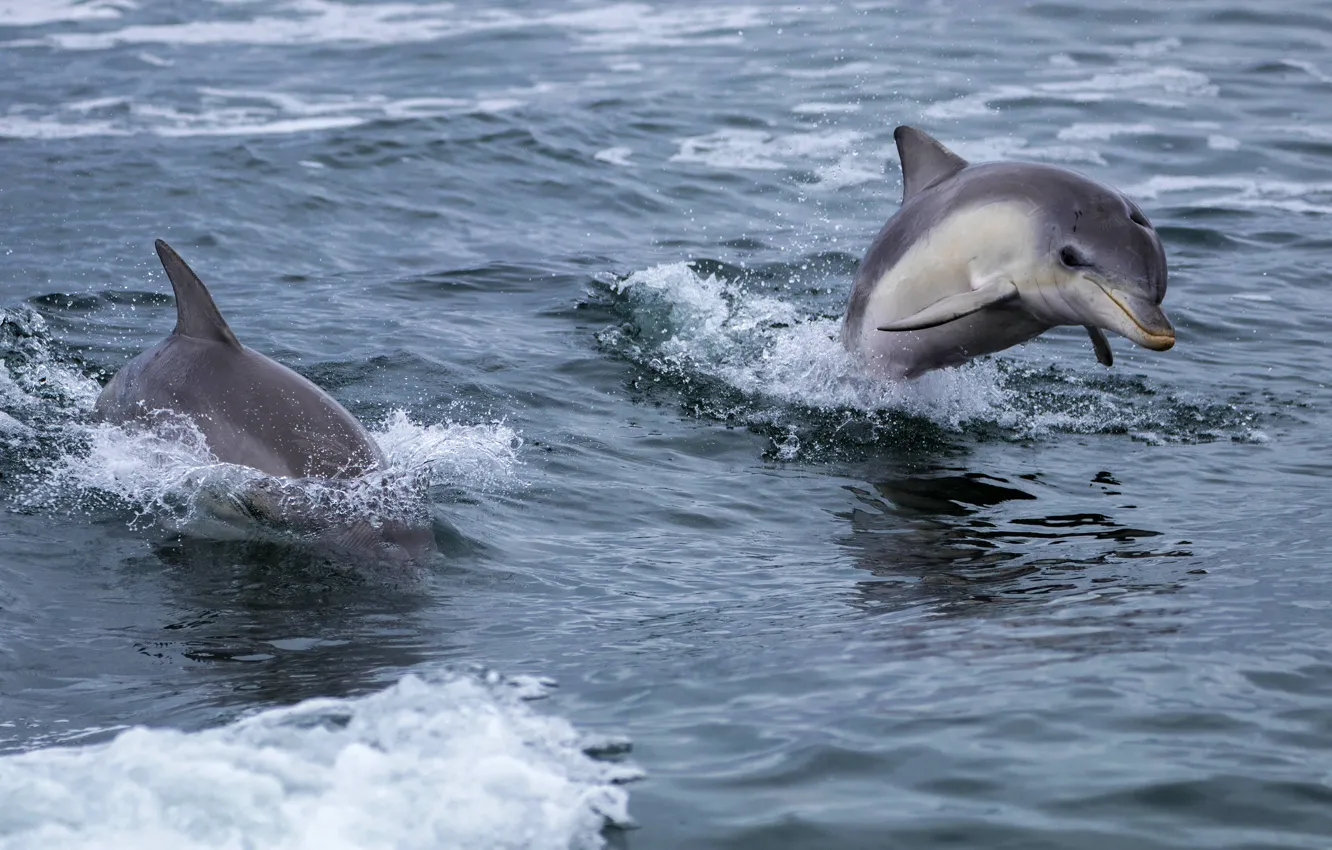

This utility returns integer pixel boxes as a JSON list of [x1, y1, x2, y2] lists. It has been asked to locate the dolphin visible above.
[[95, 240, 385, 479], [841, 126, 1174, 379], [94, 241, 434, 567]]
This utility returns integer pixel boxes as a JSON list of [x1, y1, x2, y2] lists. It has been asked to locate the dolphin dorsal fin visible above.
[[894, 126, 968, 203], [155, 240, 240, 348]]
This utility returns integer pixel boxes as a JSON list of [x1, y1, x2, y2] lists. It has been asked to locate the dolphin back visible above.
[[94, 242, 386, 480]]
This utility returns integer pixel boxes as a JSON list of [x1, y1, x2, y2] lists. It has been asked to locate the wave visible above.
[[8, 0, 772, 53], [0, 88, 526, 140], [0, 672, 639, 850], [17, 408, 521, 567], [923, 65, 1218, 121], [0, 0, 129, 28], [591, 261, 1266, 459]]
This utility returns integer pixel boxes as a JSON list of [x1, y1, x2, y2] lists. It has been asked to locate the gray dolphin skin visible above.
[[841, 126, 1174, 379], [94, 240, 386, 480]]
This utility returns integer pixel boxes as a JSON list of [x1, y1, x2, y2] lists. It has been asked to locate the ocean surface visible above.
[[1, 1, 1331, 847]]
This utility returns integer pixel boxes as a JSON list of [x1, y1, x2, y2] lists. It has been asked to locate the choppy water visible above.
[[2, 1, 1332, 847]]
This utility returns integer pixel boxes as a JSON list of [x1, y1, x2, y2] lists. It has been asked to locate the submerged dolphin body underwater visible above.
[[842, 126, 1174, 380]]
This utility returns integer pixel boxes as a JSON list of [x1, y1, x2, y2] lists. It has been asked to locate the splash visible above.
[[0, 672, 639, 850], [594, 262, 1264, 458], [374, 409, 523, 494], [0, 307, 100, 418], [0, 307, 102, 474], [0, 300, 521, 552], [21, 409, 522, 540]]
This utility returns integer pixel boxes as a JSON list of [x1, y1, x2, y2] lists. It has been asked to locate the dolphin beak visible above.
[[1092, 285, 1175, 351]]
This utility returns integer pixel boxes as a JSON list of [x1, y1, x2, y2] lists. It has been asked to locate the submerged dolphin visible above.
[[841, 126, 1174, 379], [95, 240, 385, 479]]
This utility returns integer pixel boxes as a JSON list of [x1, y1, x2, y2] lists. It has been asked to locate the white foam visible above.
[[1038, 67, 1218, 98], [947, 136, 1107, 167], [671, 128, 867, 171], [0, 87, 530, 140], [66, 96, 129, 112], [134, 51, 172, 67], [1056, 122, 1156, 142], [25, 1, 765, 53], [924, 66, 1217, 121], [791, 102, 861, 115], [812, 153, 885, 191], [40, 1, 518, 50], [601, 262, 1257, 448], [0, 309, 101, 413], [608, 263, 1007, 427], [0, 722, 130, 754], [921, 90, 1006, 121], [782, 61, 877, 79], [0, 673, 638, 850], [545, 4, 765, 50], [374, 410, 522, 493], [0, 0, 130, 27], [0, 410, 32, 437], [25, 409, 521, 532], [1125, 36, 1183, 58], [30, 415, 243, 524], [1207, 134, 1240, 151], [593, 146, 634, 166], [671, 129, 783, 170], [1126, 175, 1332, 214], [1278, 59, 1332, 84], [473, 98, 524, 114], [380, 96, 471, 119], [0, 116, 129, 140], [153, 114, 365, 137]]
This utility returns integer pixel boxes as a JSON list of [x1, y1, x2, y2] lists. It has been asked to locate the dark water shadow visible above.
[[835, 460, 1202, 623], [116, 528, 472, 724]]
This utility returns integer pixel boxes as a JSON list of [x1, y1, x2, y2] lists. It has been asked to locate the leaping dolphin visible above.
[[95, 240, 385, 479], [841, 126, 1174, 379]]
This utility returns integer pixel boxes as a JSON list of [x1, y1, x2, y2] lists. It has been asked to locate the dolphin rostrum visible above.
[[841, 126, 1174, 379]]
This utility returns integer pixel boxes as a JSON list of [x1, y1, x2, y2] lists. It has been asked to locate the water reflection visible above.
[[837, 463, 1198, 614], [129, 534, 458, 716]]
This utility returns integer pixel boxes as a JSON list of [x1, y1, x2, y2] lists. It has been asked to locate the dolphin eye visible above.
[[1059, 246, 1089, 268]]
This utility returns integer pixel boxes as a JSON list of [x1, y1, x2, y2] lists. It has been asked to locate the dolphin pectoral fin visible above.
[[155, 240, 241, 348], [1086, 326, 1113, 367], [876, 280, 1019, 332]]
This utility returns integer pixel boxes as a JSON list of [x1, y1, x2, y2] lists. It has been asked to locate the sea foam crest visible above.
[[598, 262, 1266, 452], [0, 307, 100, 418], [24, 409, 522, 532], [0, 672, 639, 850], [606, 263, 1007, 428]]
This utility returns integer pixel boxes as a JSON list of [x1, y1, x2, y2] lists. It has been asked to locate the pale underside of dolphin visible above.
[[841, 126, 1175, 380], [94, 240, 386, 481]]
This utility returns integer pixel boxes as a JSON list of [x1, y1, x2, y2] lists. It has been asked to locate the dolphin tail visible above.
[[155, 240, 241, 347]]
